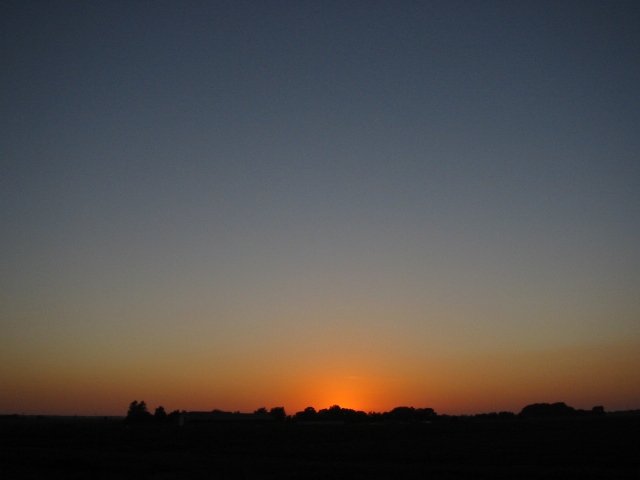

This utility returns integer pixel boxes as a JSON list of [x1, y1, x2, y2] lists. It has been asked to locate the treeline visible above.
[[125, 400, 607, 425], [124, 401, 287, 425], [295, 403, 607, 423], [293, 405, 437, 424], [518, 402, 605, 419], [125, 400, 182, 424]]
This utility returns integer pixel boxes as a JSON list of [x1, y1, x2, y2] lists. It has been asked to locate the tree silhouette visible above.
[[154, 406, 167, 422], [389, 406, 416, 422], [126, 400, 152, 423], [294, 407, 317, 422], [269, 407, 286, 422], [322, 405, 344, 421], [166, 409, 182, 424]]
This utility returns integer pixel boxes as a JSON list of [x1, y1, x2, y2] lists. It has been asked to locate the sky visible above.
[[1, 0, 639, 416]]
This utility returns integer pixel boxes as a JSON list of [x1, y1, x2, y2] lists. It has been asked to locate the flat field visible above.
[[1, 415, 638, 479]]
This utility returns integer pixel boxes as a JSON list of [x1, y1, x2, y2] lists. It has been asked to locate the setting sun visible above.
[[316, 377, 367, 412]]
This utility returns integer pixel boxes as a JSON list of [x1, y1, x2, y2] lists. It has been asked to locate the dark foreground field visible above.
[[1, 415, 639, 479]]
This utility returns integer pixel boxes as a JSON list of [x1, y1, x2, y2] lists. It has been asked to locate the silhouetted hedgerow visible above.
[[124, 400, 609, 426], [518, 402, 607, 419], [125, 401, 181, 424]]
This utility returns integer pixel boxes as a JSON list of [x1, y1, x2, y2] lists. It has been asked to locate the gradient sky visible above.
[[2, 1, 639, 416]]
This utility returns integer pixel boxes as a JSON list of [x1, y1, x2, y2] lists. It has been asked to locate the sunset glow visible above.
[[2, 1, 639, 417]]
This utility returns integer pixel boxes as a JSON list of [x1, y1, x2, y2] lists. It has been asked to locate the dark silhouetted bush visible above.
[[518, 402, 576, 418]]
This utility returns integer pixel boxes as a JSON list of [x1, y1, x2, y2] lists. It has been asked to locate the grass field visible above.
[[1, 415, 638, 479]]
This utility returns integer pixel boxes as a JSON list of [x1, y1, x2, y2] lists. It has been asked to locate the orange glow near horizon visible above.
[[300, 374, 377, 413], [1, 340, 639, 416]]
